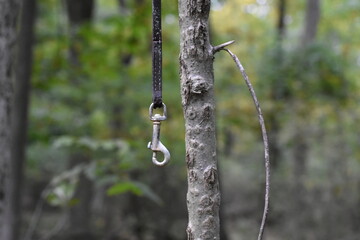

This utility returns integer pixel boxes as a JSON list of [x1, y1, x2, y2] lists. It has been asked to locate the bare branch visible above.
[[222, 48, 270, 240], [23, 199, 44, 240], [212, 40, 235, 53], [40, 211, 67, 240]]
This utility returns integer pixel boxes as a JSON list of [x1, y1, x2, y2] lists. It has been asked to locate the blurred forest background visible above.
[[4, 0, 360, 239]]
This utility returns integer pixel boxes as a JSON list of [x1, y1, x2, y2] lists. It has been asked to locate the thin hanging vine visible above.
[[214, 41, 271, 240]]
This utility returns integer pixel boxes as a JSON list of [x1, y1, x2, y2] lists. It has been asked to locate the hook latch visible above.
[[147, 103, 170, 166]]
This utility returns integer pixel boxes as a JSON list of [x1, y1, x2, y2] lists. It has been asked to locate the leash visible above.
[[147, 0, 170, 166], [152, 0, 162, 108]]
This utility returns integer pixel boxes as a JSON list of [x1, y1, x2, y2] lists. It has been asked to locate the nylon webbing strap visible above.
[[152, 0, 162, 108]]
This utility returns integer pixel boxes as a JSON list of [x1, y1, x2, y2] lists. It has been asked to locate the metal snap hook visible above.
[[148, 141, 171, 166], [148, 103, 170, 167]]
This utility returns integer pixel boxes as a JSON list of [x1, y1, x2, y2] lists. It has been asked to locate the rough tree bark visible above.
[[179, 0, 220, 239], [0, 1, 21, 239]]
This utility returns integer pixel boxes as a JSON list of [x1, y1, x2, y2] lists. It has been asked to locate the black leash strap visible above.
[[152, 0, 162, 108]]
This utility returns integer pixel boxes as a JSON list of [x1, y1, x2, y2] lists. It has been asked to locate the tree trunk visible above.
[[118, 0, 127, 14], [178, 0, 220, 239], [5, 0, 37, 240], [267, 0, 287, 170], [66, 0, 94, 67], [66, 0, 94, 25], [291, 116, 308, 240], [0, 1, 21, 239], [277, 0, 287, 43], [65, 0, 94, 238], [68, 155, 93, 237], [290, 2, 321, 238], [301, 0, 320, 46]]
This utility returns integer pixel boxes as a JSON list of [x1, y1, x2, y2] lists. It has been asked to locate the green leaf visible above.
[[107, 181, 143, 196], [68, 198, 80, 207], [106, 181, 163, 205]]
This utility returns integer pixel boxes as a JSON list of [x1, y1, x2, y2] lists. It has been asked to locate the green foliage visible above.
[[53, 136, 127, 154], [107, 181, 143, 196], [259, 42, 351, 102], [107, 181, 163, 205]]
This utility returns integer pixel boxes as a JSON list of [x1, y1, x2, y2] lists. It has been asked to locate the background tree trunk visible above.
[[291, 114, 308, 240], [290, 1, 321, 238], [6, 0, 37, 240], [68, 155, 93, 237], [277, 0, 287, 43], [0, 0, 21, 239], [178, 0, 221, 239], [66, 0, 94, 67], [65, 0, 95, 238], [301, 0, 320, 46], [268, 0, 287, 169]]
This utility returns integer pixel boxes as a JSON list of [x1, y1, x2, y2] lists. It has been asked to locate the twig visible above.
[[221, 48, 270, 240], [212, 40, 235, 53], [39, 210, 67, 240], [23, 195, 45, 240]]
